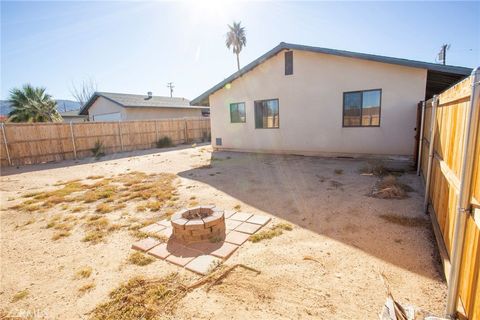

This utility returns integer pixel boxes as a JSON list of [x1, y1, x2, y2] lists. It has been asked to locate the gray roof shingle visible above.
[[80, 92, 206, 115]]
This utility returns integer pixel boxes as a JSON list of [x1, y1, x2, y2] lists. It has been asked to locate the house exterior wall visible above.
[[88, 97, 126, 121], [209, 49, 428, 157], [88, 97, 204, 121], [123, 107, 203, 120]]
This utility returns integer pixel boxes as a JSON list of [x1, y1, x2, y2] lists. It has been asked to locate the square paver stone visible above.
[[225, 230, 250, 245], [157, 220, 172, 228], [229, 212, 253, 222], [157, 227, 173, 238], [225, 219, 242, 231], [132, 237, 161, 252], [147, 243, 170, 259], [235, 222, 263, 235], [139, 223, 166, 233], [247, 215, 271, 226], [185, 255, 222, 275], [165, 242, 201, 267], [223, 210, 236, 219], [210, 242, 239, 259]]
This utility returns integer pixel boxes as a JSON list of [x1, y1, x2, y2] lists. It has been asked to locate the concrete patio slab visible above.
[[131, 237, 161, 252], [247, 215, 271, 226], [147, 243, 170, 259], [229, 212, 253, 222], [225, 230, 250, 245], [235, 222, 262, 234], [225, 219, 242, 231], [210, 241, 239, 259], [139, 223, 166, 233], [185, 255, 222, 275]]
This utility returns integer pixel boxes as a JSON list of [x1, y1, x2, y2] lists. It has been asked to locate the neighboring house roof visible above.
[[80, 92, 207, 115], [190, 42, 473, 105], [60, 110, 86, 117]]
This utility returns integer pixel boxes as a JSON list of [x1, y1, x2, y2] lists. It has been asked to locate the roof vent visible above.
[[145, 91, 153, 100]]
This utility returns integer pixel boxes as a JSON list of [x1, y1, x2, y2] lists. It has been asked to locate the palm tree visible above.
[[225, 21, 246, 71], [8, 84, 62, 123]]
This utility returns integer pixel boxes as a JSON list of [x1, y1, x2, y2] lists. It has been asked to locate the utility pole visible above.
[[437, 44, 450, 65], [166, 82, 175, 97]]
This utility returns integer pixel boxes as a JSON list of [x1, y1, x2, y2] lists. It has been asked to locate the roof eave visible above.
[[79, 92, 125, 115], [190, 42, 472, 106]]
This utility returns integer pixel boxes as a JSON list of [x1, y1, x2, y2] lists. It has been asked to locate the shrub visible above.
[[91, 140, 105, 159], [156, 136, 173, 148]]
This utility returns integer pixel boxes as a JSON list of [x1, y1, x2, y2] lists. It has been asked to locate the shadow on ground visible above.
[[178, 151, 443, 281], [0, 143, 209, 177]]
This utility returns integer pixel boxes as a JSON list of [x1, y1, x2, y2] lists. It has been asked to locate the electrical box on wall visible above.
[[215, 138, 222, 146]]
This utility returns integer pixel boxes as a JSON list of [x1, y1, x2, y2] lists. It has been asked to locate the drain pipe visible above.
[[446, 67, 480, 319], [423, 95, 438, 213], [417, 100, 426, 176]]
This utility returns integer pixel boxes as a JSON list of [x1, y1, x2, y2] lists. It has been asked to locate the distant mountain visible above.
[[0, 99, 81, 116]]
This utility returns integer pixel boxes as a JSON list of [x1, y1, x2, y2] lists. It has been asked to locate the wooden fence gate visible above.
[[0, 117, 210, 167], [420, 74, 479, 319]]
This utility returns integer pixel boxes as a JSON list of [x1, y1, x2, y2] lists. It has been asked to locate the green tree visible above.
[[225, 21, 247, 71], [8, 84, 62, 123]]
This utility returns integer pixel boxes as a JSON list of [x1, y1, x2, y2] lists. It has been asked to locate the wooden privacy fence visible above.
[[0, 117, 210, 167], [420, 75, 479, 319]]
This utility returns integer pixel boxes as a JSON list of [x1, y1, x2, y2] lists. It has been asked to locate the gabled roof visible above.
[[80, 92, 206, 115], [190, 42, 473, 105]]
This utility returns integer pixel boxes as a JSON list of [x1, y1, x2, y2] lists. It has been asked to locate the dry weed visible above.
[[128, 252, 155, 266], [90, 274, 186, 320], [249, 223, 293, 243]]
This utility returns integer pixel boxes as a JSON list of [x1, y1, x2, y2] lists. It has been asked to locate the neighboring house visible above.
[[80, 92, 208, 121], [191, 42, 471, 158], [60, 110, 88, 122]]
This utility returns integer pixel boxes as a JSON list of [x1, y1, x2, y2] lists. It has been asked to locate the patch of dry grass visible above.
[[128, 252, 155, 266], [249, 223, 293, 243], [11, 289, 29, 302], [82, 217, 120, 244], [75, 266, 93, 279], [233, 204, 241, 210], [95, 203, 113, 214], [370, 175, 413, 199], [78, 282, 96, 295], [71, 206, 85, 213], [90, 274, 186, 320], [334, 169, 344, 175], [87, 175, 104, 180], [52, 230, 71, 240], [379, 213, 430, 228]]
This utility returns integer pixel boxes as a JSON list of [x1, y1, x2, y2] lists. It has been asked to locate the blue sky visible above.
[[1, 1, 479, 101]]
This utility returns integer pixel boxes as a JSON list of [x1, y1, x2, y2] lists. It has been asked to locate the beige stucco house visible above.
[[80, 92, 208, 121], [191, 42, 471, 158]]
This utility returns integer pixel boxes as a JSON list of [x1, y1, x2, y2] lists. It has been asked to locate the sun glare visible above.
[[185, 0, 240, 23]]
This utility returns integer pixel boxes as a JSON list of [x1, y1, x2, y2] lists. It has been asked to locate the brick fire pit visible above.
[[171, 206, 226, 244]]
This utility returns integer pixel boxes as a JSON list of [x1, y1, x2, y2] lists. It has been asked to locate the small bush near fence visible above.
[[91, 140, 105, 159], [156, 136, 173, 148]]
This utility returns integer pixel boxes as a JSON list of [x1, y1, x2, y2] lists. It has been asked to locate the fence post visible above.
[[69, 122, 77, 160], [118, 121, 124, 151], [155, 120, 159, 143], [184, 118, 189, 144], [1, 123, 12, 166], [416, 100, 426, 176], [423, 95, 438, 213]]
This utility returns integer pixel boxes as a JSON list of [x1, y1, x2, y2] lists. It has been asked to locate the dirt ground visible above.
[[0, 144, 446, 319]]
